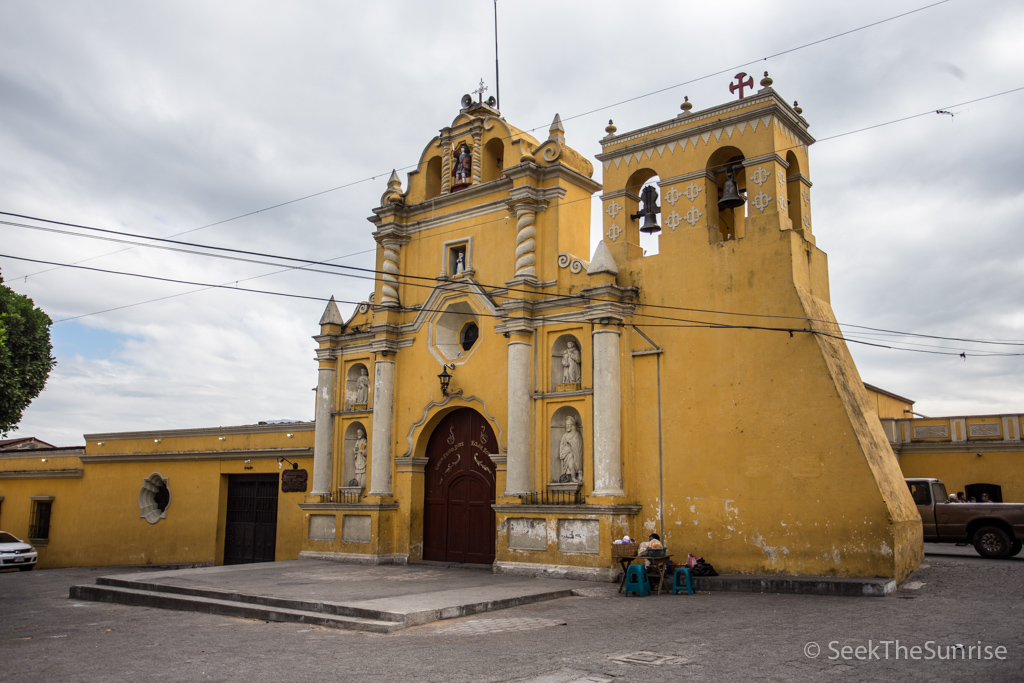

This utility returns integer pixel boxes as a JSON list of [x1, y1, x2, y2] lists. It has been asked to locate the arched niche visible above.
[[343, 422, 368, 489], [138, 472, 170, 524], [345, 363, 371, 410], [706, 146, 747, 243], [785, 151, 803, 235], [481, 137, 504, 182], [425, 155, 442, 199], [550, 406, 584, 484], [551, 334, 583, 392]]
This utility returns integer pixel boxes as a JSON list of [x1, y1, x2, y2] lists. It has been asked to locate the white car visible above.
[[0, 531, 38, 571]]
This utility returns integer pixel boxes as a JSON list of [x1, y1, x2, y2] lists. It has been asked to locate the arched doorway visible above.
[[423, 408, 497, 564]]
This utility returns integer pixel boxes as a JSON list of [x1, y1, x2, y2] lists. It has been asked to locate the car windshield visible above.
[[932, 481, 949, 503], [0, 532, 20, 543]]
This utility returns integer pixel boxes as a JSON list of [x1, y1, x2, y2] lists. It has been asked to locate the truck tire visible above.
[[1010, 540, 1023, 558], [973, 526, 1012, 559]]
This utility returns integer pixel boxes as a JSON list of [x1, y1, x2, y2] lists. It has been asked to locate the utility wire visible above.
[[6, 209, 1024, 349], [7, 252, 1018, 358], [7, 73, 1024, 354], [7, 0, 955, 283]]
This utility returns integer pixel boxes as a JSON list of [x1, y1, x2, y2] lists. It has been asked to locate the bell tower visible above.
[[597, 72, 814, 262]]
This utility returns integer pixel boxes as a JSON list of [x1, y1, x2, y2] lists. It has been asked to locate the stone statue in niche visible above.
[[558, 416, 583, 484], [561, 341, 581, 383], [455, 252, 465, 275], [452, 144, 471, 185], [353, 367, 370, 406], [556, 340, 582, 392], [351, 428, 367, 488]]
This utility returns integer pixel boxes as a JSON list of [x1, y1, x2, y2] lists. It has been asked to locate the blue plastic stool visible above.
[[671, 567, 694, 595], [624, 564, 651, 597]]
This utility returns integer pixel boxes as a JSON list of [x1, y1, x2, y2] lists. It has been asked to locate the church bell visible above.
[[718, 165, 746, 211], [633, 184, 661, 234]]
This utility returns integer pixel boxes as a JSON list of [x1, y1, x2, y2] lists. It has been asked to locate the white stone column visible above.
[[311, 364, 336, 495], [369, 359, 395, 496], [505, 334, 533, 495], [592, 326, 624, 496]]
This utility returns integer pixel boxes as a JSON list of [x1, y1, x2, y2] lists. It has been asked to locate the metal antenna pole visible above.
[[493, 0, 500, 110]]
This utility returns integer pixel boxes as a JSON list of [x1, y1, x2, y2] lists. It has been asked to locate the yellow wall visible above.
[[0, 426, 313, 569]]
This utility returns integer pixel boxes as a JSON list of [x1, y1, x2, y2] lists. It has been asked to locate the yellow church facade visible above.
[[300, 83, 923, 582]]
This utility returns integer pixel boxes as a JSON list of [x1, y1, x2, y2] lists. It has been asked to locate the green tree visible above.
[[0, 273, 57, 436]]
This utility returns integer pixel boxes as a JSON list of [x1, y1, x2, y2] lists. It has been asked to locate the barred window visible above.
[[29, 497, 53, 540]]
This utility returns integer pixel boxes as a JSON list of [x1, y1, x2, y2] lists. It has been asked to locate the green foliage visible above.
[[0, 273, 57, 437]]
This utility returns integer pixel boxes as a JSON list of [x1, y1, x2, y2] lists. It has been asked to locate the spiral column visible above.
[[513, 208, 537, 279], [380, 238, 401, 307]]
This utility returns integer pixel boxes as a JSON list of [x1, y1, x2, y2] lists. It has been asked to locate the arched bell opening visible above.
[[706, 147, 747, 243], [785, 151, 804, 236], [481, 137, 504, 182], [425, 155, 443, 199], [624, 168, 660, 256]]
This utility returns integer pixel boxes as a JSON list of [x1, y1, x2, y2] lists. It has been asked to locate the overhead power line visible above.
[[7, 0, 955, 284], [6, 251, 1020, 359]]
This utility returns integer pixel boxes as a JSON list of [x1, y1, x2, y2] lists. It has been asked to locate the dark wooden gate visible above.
[[224, 474, 279, 565], [423, 408, 497, 564]]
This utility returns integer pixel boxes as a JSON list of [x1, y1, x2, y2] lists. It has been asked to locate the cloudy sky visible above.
[[2, 0, 1022, 445]]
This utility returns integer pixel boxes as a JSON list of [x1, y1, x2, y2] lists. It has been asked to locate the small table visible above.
[[616, 555, 673, 595]]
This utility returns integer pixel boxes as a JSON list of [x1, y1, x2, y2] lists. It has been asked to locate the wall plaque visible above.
[[968, 423, 1000, 438], [281, 468, 308, 492], [912, 425, 949, 439]]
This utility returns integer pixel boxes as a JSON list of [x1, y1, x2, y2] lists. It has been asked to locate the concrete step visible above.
[[94, 576, 405, 622], [692, 573, 896, 597], [68, 584, 403, 633]]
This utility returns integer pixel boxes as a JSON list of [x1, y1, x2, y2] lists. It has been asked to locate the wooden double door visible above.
[[224, 474, 279, 565], [423, 409, 497, 564]]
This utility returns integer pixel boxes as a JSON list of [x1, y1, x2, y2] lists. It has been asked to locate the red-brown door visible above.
[[423, 408, 497, 564]]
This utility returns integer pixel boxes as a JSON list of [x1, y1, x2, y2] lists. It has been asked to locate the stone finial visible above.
[[319, 296, 343, 326], [793, 101, 803, 115], [380, 169, 404, 207], [760, 71, 773, 88], [605, 119, 617, 136], [549, 113, 565, 144], [587, 240, 619, 276], [680, 96, 692, 114]]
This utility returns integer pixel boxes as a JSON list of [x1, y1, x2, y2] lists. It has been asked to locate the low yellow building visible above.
[[300, 82, 922, 581], [0, 423, 312, 569]]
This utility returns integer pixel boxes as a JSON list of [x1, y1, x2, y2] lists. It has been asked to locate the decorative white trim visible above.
[[683, 206, 703, 226], [606, 223, 623, 242], [663, 186, 682, 206], [400, 394, 506, 458], [605, 200, 622, 219], [752, 191, 773, 212], [749, 166, 770, 186], [663, 212, 682, 231], [682, 182, 702, 202], [557, 253, 589, 274]]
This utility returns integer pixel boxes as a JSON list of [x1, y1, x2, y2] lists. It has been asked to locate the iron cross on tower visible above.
[[473, 79, 489, 103], [729, 72, 754, 99]]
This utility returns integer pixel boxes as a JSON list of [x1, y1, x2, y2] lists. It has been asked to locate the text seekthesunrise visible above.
[[825, 640, 1006, 661]]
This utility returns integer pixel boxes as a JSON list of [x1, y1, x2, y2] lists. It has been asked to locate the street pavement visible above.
[[2, 544, 1021, 682]]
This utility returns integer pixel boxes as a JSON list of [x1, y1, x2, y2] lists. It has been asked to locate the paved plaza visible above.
[[2, 545, 1021, 682]]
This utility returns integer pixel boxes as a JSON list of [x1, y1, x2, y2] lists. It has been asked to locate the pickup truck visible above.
[[906, 478, 1024, 559]]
